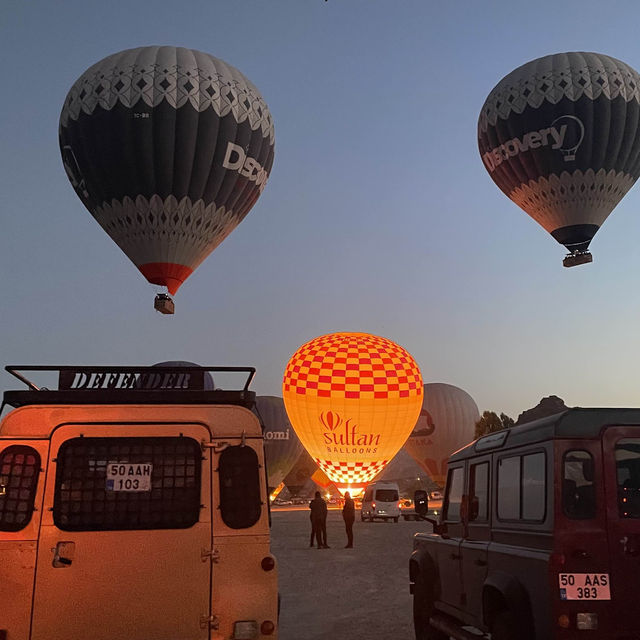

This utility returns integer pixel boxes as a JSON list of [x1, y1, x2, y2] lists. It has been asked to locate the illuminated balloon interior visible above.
[[283, 332, 423, 495]]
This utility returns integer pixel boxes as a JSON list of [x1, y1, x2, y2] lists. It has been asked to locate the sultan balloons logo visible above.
[[282, 332, 423, 495], [59, 46, 275, 313], [478, 51, 640, 267]]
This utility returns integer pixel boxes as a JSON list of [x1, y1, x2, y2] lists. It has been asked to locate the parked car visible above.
[[410, 408, 640, 639]]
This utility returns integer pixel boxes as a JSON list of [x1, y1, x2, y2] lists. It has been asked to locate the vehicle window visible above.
[[563, 450, 596, 519], [444, 467, 464, 522], [0, 445, 41, 532], [219, 445, 262, 529], [375, 489, 398, 502], [53, 437, 201, 531], [615, 438, 640, 518], [364, 489, 373, 501], [522, 452, 545, 520], [469, 462, 489, 521], [497, 456, 520, 519], [498, 452, 546, 521]]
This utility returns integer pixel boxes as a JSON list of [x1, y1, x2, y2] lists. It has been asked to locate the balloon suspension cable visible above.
[[154, 292, 175, 314], [563, 250, 593, 268]]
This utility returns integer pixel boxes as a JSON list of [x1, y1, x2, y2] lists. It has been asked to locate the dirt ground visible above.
[[271, 507, 434, 640]]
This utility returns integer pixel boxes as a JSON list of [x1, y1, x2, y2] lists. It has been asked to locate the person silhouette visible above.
[[342, 491, 355, 548], [309, 491, 329, 548]]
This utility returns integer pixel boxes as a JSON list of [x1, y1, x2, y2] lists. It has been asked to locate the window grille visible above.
[[0, 445, 41, 532], [53, 437, 201, 531], [219, 445, 262, 529]]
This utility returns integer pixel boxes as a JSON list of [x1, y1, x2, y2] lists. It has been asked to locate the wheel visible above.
[[413, 572, 447, 640], [394, 516, 399, 523], [360, 513, 364, 521], [490, 609, 518, 640]]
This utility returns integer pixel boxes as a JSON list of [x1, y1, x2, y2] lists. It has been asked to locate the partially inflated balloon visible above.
[[59, 46, 275, 295], [255, 396, 303, 493], [283, 332, 423, 495], [404, 383, 479, 486], [478, 52, 640, 266]]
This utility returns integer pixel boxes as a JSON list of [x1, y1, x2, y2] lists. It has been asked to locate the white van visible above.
[[0, 365, 278, 640], [360, 481, 400, 522]]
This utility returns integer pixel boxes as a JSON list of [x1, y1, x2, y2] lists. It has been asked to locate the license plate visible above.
[[106, 463, 152, 492], [559, 573, 611, 600]]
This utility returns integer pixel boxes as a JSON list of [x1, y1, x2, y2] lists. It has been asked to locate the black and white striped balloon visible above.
[[59, 46, 275, 294], [478, 52, 640, 262]]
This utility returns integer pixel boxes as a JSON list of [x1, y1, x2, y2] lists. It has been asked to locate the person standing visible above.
[[309, 491, 329, 548], [342, 491, 355, 548]]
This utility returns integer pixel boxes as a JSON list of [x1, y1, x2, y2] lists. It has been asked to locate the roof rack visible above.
[[2, 365, 256, 410]]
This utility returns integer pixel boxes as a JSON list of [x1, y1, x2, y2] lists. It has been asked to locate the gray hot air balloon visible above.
[[404, 383, 480, 487], [254, 396, 303, 494], [136, 360, 215, 390], [478, 52, 640, 267], [59, 46, 275, 312]]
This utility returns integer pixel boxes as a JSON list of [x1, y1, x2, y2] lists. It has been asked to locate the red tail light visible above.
[[261, 556, 275, 572]]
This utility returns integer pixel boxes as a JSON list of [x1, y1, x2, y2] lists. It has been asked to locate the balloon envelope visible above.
[[283, 332, 423, 495], [283, 449, 319, 496], [404, 383, 480, 486], [478, 51, 640, 260], [59, 46, 275, 294], [255, 396, 303, 492]]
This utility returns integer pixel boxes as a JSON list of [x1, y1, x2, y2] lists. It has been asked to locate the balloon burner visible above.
[[154, 293, 175, 315], [563, 251, 593, 268]]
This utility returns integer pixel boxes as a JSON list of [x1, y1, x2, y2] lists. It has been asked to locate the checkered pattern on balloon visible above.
[[282, 333, 423, 494]]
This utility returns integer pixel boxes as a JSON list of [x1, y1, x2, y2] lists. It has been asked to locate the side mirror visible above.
[[414, 490, 429, 516]]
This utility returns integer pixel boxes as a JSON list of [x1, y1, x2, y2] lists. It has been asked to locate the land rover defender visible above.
[[409, 408, 640, 640], [0, 365, 278, 640]]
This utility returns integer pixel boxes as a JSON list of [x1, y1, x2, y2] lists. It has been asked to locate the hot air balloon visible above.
[[59, 46, 275, 313], [283, 332, 423, 495], [255, 396, 303, 496], [283, 450, 318, 497], [478, 52, 640, 267], [404, 383, 480, 487]]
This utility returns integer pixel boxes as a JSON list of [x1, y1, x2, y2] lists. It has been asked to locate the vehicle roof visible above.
[[450, 407, 640, 462], [0, 404, 261, 439]]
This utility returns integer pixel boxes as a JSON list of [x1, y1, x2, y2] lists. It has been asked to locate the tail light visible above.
[[261, 556, 276, 572], [260, 620, 276, 635]]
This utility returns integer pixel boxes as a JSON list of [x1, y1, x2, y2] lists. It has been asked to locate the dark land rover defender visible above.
[[409, 408, 640, 640]]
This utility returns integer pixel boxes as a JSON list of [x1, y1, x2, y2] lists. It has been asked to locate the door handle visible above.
[[52, 541, 75, 568], [475, 558, 487, 567], [449, 553, 461, 560]]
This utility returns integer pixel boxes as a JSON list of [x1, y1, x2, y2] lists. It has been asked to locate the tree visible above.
[[475, 410, 514, 438]]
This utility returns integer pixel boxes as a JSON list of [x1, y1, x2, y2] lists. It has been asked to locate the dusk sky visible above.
[[2, 0, 640, 419]]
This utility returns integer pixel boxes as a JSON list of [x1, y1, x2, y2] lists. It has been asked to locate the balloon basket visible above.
[[563, 251, 593, 268], [154, 293, 175, 315]]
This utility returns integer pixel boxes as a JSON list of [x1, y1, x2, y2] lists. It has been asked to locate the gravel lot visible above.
[[271, 507, 434, 640]]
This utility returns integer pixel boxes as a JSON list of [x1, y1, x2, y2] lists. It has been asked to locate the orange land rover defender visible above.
[[0, 365, 278, 640]]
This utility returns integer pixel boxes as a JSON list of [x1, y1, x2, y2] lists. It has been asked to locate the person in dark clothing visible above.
[[342, 491, 355, 548], [309, 491, 329, 548]]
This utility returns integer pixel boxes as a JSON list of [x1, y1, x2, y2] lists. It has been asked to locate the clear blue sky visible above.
[[2, 0, 640, 418]]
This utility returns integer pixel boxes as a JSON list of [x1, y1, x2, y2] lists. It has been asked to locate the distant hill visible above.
[[516, 395, 569, 425]]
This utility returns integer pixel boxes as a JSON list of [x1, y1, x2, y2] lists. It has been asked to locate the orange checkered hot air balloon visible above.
[[282, 332, 423, 495]]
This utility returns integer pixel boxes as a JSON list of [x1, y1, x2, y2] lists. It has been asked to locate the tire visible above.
[[491, 609, 518, 640], [394, 517, 399, 523], [360, 513, 364, 521], [413, 572, 447, 640]]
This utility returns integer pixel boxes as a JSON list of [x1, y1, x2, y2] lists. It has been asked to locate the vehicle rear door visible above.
[[31, 422, 212, 640], [602, 426, 640, 635]]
